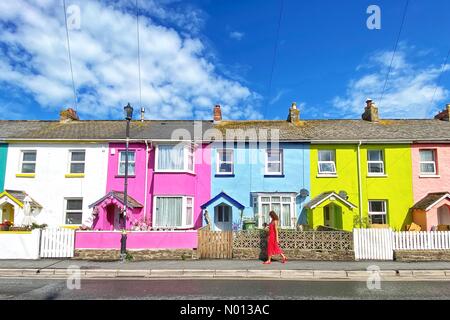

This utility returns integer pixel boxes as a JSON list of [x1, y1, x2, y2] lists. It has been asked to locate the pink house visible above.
[[411, 105, 450, 230], [88, 126, 212, 233]]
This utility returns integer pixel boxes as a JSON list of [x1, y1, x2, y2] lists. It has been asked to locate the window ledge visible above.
[[264, 174, 285, 178], [154, 171, 196, 176], [65, 173, 85, 178], [317, 174, 338, 178], [419, 174, 440, 178], [16, 173, 35, 178], [367, 174, 388, 178], [215, 173, 235, 177], [115, 175, 136, 178]]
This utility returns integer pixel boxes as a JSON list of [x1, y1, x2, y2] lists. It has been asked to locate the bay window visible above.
[[253, 193, 296, 228], [153, 196, 194, 228], [156, 144, 195, 173]]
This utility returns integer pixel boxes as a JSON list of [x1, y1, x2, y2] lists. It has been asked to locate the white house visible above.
[[3, 142, 108, 227]]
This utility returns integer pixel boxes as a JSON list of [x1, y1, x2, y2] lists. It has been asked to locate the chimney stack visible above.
[[213, 104, 222, 122], [140, 107, 145, 122], [59, 108, 79, 123], [287, 102, 300, 123], [362, 99, 379, 122], [434, 104, 450, 121]]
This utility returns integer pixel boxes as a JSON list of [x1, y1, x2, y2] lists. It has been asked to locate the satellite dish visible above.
[[299, 189, 309, 197], [338, 190, 348, 200]]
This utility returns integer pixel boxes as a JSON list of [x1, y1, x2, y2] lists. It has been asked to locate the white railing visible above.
[[393, 231, 450, 250], [353, 228, 394, 261], [40, 228, 75, 258]]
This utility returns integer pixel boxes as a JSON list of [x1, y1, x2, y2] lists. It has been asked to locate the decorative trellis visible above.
[[233, 230, 353, 251]]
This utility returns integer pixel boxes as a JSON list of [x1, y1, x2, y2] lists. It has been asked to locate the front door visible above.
[[323, 205, 332, 227], [438, 205, 450, 225], [215, 204, 232, 231]]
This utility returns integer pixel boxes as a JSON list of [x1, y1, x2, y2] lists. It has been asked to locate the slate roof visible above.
[[1, 118, 450, 142], [412, 192, 450, 211], [304, 191, 357, 209], [3, 190, 42, 208], [89, 191, 143, 208]]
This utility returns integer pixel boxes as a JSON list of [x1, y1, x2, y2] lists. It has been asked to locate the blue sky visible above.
[[0, 0, 449, 121]]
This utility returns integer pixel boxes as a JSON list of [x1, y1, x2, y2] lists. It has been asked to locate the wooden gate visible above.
[[197, 229, 233, 259], [353, 228, 394, 261]]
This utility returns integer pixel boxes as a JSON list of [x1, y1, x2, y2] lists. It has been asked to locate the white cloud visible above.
[[0, 0, 261, 120], [229, 31, 244, 41], [333, 47, 449, 118]]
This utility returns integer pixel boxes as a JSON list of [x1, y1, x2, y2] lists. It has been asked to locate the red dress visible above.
[[267, 222, 283, 256]]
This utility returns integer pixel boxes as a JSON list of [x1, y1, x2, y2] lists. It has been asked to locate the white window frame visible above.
[[318, 150, 336, 175], [367, 149, 385, 175], [216, 205, 231, 223], [368, 200, 387, 225], [152, 195, 194, 229], [419, 149, 437, 175], [216, 149, 234, 175], [155, 143, 195, 173], [118, 150, 136, 176], [64, 198, 83, 225], [68, 149, 86, 174], [265, 149, 283, 175], [254, 193, 296, 229], [20, 150, 37, 174]]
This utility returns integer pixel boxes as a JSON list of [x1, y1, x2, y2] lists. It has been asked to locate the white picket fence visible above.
[[354, 228, 450, 260], [353, 228, 394, 260], [40, 228, 75, 258]]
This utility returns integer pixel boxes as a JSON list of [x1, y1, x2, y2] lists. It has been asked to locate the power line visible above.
[[263, 0, 284, 119], [136, 0, 142, 109], [378, 0, 409, 107], [63, 0, 77, 110], [430, 49, 450, 108]]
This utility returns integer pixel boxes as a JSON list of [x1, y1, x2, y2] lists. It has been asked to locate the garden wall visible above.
[[394, 250, 450, 261], [0, 230, 40, 259]]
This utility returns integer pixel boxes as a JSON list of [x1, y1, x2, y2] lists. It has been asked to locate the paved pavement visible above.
[[1, 279, 450, 300], [1, 259, 450, 280]]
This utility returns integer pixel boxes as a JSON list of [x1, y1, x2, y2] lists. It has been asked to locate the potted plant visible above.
[[0, 220, 13, 231]]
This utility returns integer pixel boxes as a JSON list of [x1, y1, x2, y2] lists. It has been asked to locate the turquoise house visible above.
[[202, 140, 310, 231], [0, 144, 7, 191]]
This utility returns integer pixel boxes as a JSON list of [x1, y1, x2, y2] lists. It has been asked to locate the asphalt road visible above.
[[1, 279, 450, 300]]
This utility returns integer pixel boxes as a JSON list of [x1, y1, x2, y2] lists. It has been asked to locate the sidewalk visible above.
[[1, 259, 450, 280]]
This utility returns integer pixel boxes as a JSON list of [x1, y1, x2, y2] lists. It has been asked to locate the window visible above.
[[118, 151, 136, 176], [69, 150, 85, 174], [419, 150, 436, 175], [156, 144, 195, 172], [368, 200, 387, 225], [20, 150, 36, 173], [65, 198, 83, 225], [367, 150, 384, 175], [265, 149, 283, 175], [153, 196, 194, 228], [216, 149, 234, 174], [217, 205, 231, 222], [318, 150, 336, 174], [254, 194, 295, 228]]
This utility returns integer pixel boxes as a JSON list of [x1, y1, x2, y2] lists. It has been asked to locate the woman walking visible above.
[[263, 211, 287, 264]]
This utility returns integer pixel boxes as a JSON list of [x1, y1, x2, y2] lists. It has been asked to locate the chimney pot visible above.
[[59, 108, 79, 122], [213, 104, 222, 122], [287, 102, 300, 123], [362, 99, 379, 122]]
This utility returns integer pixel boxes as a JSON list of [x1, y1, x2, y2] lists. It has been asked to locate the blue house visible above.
[[202, 103, 311, 230]]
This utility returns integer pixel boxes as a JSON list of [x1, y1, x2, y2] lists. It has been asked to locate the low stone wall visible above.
[[74, 249, 197, 261], [233, 248, 354, 261], [394, 250, 450, 262]]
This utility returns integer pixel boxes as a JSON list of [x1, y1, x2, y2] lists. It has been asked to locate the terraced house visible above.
[[1, 101, 450, 236]]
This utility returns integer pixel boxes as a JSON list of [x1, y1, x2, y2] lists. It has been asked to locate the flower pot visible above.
[[0, 224, 10, 231]]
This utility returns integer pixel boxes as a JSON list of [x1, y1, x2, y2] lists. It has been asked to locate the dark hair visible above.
[[269, 211, 279, 221]]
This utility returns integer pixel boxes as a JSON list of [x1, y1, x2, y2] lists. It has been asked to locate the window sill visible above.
[[115, 175, 136, 178], [215, 173, 235, 177], [367, 174, 388, 178], [419, 174, 440, 178], [154, 171, 196, 176], [16, 173, 35, 178], [316, 174, 338, 178], [264, 174, 285, 178], [65, 173, 85, 178]]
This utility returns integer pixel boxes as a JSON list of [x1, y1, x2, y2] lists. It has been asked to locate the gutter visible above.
[[356, 140, 363, 227]]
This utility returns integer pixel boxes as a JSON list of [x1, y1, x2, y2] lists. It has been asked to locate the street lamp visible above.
[[121, 103, 133, 261]]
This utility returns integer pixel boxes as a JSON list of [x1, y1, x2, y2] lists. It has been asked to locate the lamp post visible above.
[[121, 103, 133, 261]]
